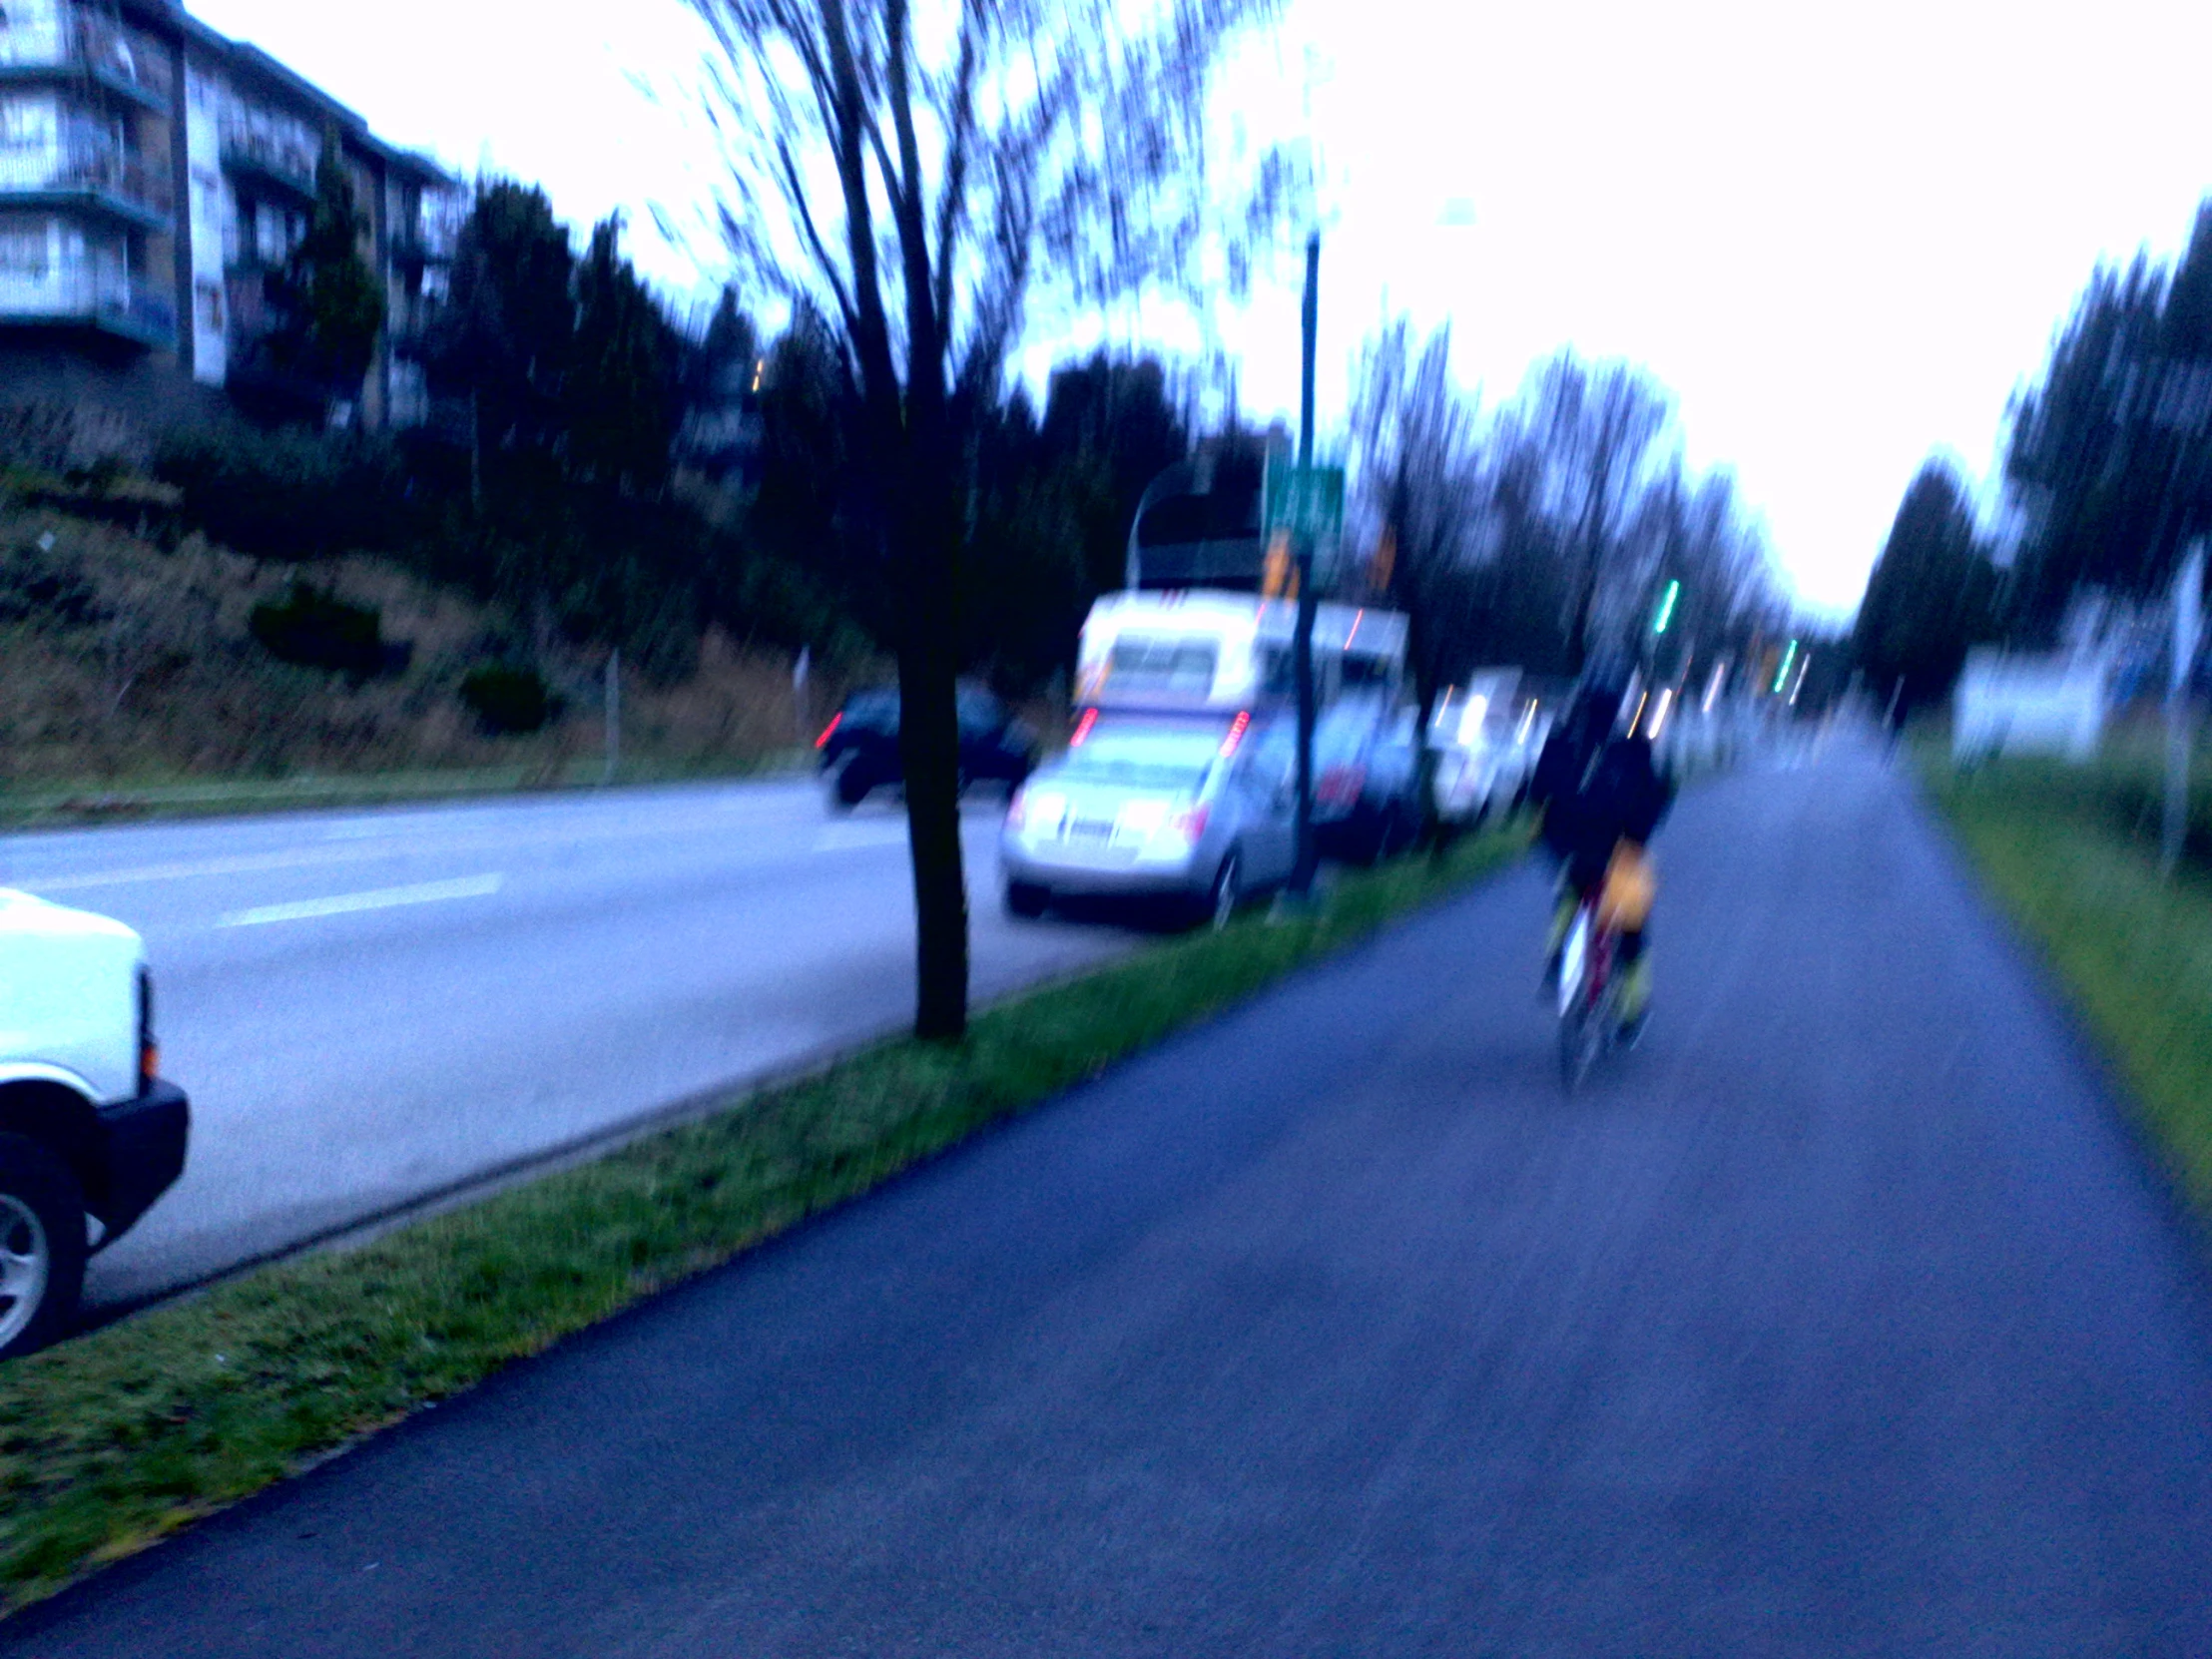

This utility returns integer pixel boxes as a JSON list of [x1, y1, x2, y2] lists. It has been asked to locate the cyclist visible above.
[[1529, 672, 1675, 1039]]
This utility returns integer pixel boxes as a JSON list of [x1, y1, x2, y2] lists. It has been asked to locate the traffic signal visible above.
[[1651, 579, 1681, 635], [1263, 529, 1293, 599]]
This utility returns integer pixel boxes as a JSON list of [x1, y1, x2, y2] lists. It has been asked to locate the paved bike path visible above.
[[12, 737, 2212, 1655]]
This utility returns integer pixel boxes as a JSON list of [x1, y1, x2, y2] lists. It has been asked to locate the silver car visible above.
[[1000, 713, 1298, 924]]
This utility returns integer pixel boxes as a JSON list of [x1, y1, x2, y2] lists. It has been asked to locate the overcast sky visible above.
[[192, 0, 2212, 619]]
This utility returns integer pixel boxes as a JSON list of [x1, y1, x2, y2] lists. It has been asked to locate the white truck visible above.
[[1951, 651, 2107, 764], [0, 889, 190, 1359]]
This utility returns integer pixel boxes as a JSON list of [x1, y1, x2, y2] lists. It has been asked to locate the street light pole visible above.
[[1291, 231, 1322, 897]]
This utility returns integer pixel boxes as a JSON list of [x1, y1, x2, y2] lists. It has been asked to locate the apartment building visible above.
[[0, 0, 461, 432]]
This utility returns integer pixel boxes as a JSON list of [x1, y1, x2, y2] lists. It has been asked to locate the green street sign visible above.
[[1264, 463, 1346, 540]]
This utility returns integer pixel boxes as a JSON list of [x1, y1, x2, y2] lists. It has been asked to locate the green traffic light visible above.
[[1652, 579, 1681, 635]]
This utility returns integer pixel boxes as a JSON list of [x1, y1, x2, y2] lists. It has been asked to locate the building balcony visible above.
[[386, 222, 456, 269], [0, 147, 173, 230], [218, 123, 319, 205], [0, 11, 174, 111], [0, 271, 176, 348]]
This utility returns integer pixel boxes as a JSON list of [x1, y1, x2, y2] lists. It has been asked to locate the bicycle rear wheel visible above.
[[1559, 993, 1606, 1090]]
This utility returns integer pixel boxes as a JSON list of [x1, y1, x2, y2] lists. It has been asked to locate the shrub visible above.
[[249, 582, 408, 680], [0, 539, 106, 629], [460, 663, 557, 734], [156, 422, 408, 560], [0, 400, 149, 477]]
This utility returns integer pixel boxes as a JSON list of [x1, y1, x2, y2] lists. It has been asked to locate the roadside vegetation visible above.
[[1926, 750, 2212, 1213], [0, 505, 832, 829], [0, 823, 1527, 1617]]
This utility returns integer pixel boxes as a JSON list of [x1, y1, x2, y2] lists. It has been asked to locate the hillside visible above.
[[0, 504, 834, 815]]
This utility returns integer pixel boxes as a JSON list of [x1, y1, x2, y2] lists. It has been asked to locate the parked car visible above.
[[1308, 699, 1423, 864], [1000, 711, 1297, 925], [0, 889, 190, 1360], [1430, 698, 1546, 826], [818, 684, 1039, 810]]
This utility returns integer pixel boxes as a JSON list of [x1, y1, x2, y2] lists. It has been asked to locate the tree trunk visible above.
[[896, 451, 969, 1042]]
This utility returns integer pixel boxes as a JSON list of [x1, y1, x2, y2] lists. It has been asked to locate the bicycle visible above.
[[1555, 890, 1625, 1091]]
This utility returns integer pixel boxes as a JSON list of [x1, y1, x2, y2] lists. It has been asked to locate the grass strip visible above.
[[0, 823, 1528, 1615], [1926, 759, 2212, 1215]]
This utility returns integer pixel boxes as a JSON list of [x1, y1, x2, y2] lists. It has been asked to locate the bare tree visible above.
[[1522, 352, 1674, 665], [687, 0, 1288, 1037], [1351, 318, 1484, 845]]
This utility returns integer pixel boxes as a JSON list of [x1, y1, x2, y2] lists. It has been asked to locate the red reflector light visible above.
[[1070, 707, 1099, 746], [1218, 710, 1251, 758], [814, 713, 842, 749]]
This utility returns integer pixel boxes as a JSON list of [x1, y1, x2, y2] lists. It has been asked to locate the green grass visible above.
[[0, 824, 1527, 1616], [0, 752, 812, 831], [1926, 758, 2212, 1214]]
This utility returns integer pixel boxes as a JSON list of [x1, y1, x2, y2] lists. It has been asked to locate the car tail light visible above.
[[1317, 765, 1366, 808], [1218, 710, 1251, 758], [1173, 804, 1210, 840], [1069, 707, 1099, 747], [814, 713, 842, 749], [1006, 787, 1029, 831], [137, 966, 156, 1096]]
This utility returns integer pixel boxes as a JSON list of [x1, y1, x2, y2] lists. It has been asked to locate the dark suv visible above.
[[817, 685, 1039, 809]]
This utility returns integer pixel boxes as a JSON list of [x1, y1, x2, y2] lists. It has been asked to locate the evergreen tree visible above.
[[271, 138, 386, 405], [565, 216, 680, 493], [1855, 461, 1996, 713], [424, 180, 577, 467]]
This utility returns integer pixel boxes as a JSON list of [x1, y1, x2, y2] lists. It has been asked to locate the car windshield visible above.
[[1048, 725, 1221, 792], [1106, 635, 1220, 697]]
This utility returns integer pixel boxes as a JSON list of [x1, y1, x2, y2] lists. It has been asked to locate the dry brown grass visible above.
[[0, 505, 857, 792]]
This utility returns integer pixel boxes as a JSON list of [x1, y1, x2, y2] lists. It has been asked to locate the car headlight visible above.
[[1011, 790, 1066, 834]]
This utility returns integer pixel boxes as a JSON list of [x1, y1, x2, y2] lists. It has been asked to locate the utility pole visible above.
[[2163, 541, 2203, 878], [603, 647, 621, 786], [1290, 231, 1322, 897]]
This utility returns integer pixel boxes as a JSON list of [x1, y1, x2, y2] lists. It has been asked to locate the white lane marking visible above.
[[218, 874, 505, 928]]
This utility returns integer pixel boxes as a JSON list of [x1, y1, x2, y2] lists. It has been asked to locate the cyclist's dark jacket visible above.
[[1530, 727, 1674, 891]]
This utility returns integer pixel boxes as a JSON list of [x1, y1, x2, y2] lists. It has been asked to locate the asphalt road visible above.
[[0, 779, 1133, 1307], [14, 735, 2212, 1656]]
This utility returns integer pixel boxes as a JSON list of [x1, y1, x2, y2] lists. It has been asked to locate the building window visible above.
[[0, 94, 55, 151], [0, 222, 47, 280]]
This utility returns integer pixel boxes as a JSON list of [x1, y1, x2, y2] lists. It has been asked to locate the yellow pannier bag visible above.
[[1596, 840, 1655, 932]]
